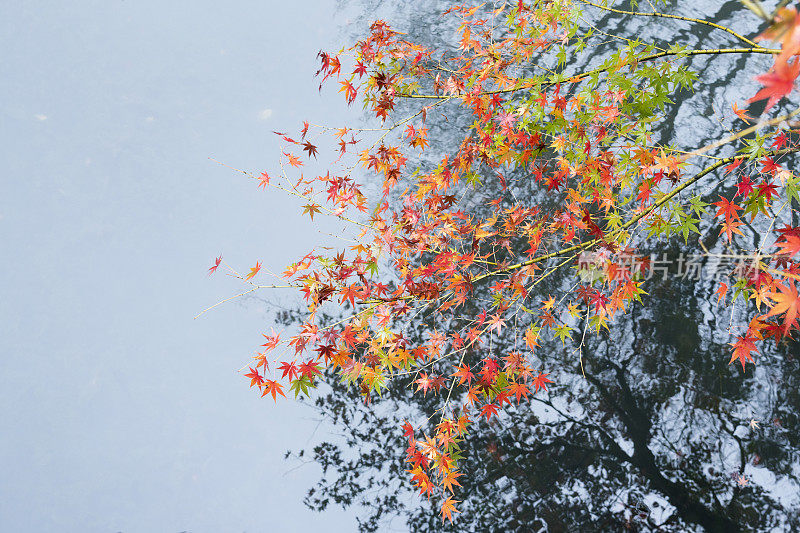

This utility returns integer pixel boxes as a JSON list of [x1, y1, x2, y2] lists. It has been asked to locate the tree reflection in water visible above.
[[274, 1, 800, 531]]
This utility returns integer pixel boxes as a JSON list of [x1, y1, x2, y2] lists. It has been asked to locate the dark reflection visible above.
[[297, 269, 799, 532], [279, 1, 800, 531]]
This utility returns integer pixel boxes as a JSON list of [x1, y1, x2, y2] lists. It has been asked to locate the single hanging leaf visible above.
[[302, 141, 318, 159], [532, 372, 553, 392], [441, 497, 460, 522], [208, 255, 223, 275], [716, 283, 728, 304], [729, 335, 758, 370], [245, 261, 261, 281], [261, 379, 286, 401], [257, 171, 271, 189]]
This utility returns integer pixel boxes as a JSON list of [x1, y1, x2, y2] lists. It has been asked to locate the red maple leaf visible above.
[[748, 58, 800, 112], [353, 61, 367, 78], [415, 372, 435, 396], [735, 175, 753, 198], [298, 361, 322, 381], [207, 255, 223, 275], [480, 402, 499, 420], [729, 334, 758, 370], [775, 226, 800, 256], [757, 181, 778, 202], [260, 329, 280, 351], [302, 141, 318, 159], [532, 372, 553, 392], [243, 366, 264, 388], [480, 357, 500, 381], [772, 132, 788, 149], [451, 364, 474, 385], [278, 361, 298, 381]]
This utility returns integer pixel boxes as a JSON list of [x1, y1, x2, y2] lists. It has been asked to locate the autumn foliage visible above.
[[209, 0, 800, 522]]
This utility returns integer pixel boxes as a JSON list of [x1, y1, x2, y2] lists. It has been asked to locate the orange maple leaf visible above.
[[766, 282, 800, 335], [715, 282, 728, 304], [508, 381, 530, 403], [261, 379, 286, 402], [441, 470, 463, 493], [283, 152, 303, 167], [713, 196, 744, 241], [775, 232, 800, 257], [338, 79, 358, 104], [245, 261, 261, 281], [252, 352, 268, 370], [441, 497, 460, 522], [524, 327, 540, 350], [731, 103, 753, 124]]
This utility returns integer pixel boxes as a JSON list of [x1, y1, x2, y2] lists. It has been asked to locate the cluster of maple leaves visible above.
[[210, 0, 800, 522]]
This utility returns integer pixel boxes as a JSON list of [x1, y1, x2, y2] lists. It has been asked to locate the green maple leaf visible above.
[[786, 174, 800, 205], [289, 375, 315, 398], [553, 324, 574, 344]]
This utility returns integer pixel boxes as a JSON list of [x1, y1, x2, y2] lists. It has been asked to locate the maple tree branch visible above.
[[681, 107, 800, 161], [208, 157, 374, 230], [470, 145, 798, 287], [577, 0, 761, 48], [194, 280, 300, 320], [196, 287, 256, 319], [397, 47, 780, 99]]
